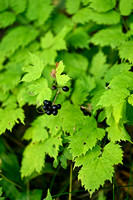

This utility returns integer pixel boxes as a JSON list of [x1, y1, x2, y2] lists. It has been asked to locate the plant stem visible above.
[[113, 167, 115, 200], [0, 173, 22, 189], [50, 165, 61, 192], [53, 89, 61, 105], [69, 162, 73, 200], [27, 182, 30, 200]]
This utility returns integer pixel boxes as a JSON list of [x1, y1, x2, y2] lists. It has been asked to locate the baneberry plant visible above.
[[0, 0, 133, 199]]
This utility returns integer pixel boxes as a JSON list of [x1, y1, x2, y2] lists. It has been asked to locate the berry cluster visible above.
[[43, 86, 69, 116], [43, 100, 61, 116]]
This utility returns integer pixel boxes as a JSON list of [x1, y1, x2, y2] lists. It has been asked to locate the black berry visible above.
[[53, 109, 58, 116], [62, 86, 69, 92], [45, 100, 52, 106], [52, 85, 57, 90], [47, 105, 52, 110], [52, 105, 57, 110], [57, 104, 61, 109], [46, 110, 52, 115], [43, 105, 48, 110], [43, 100, 48, 105]]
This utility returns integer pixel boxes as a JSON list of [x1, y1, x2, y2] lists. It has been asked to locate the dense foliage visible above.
[[0, 0, 133, 199]]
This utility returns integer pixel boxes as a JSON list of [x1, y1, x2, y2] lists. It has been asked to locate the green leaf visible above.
[[0, 107, 25, 135], [68, 116, 105, 158], [59, 101, 84, 133], [97, 191, 106, 200], [128, 94, 133, 105], [45, 189, 53, 200], [40, 49, 57, 65], [21, 142, 46, 177], [21, 134, 62, 177], [102, 142, 123, 165], [52, 26, 71, 51], [78, 142, 123, 195], [0, 187, 4, 199], [75, 145, 101, 167], [31, 114, 62, 136], [9, 0, 27, 14], [119, 0, 133, 16], [66, 28, 89, 49], [119, 41, 133, 64], [90, 51, 108, 79], [106, 118, 131, 142], [98, 88, 130, 108], [26, 0, 53, 25], [0, 0, 8, 12], [66, 0, 80, 14], [56, 61, 71, 86], [109, 73, 133, 90], [104, 62, 131, 83], [90, 26, 126, 48], [73, 7, 120, 25], [41, 31, 54, 49], [0, 26, 39, 59], [52, 14, 73, 34], [17, 84, 37, 107], [71, 75, 95, 105], [21, 53, 45, 82], [59, 148, 72, 169], [113, 101, 126, 124], [0, 62, 23, 92], [0, 11, 16, 28], [58, 52, 89, 78], [23, 126, 49, 143], [89, 0, 116, 12], [28, 78, 52, 106]]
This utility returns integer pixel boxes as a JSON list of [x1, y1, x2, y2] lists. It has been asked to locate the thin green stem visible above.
[[113, 166, 115, 200], [0, 173, 22, 189], [50, 165, 61, 192], [69, 162, 73, 200], [26, 182, 30, 200], [52, 184, 133, 198]]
